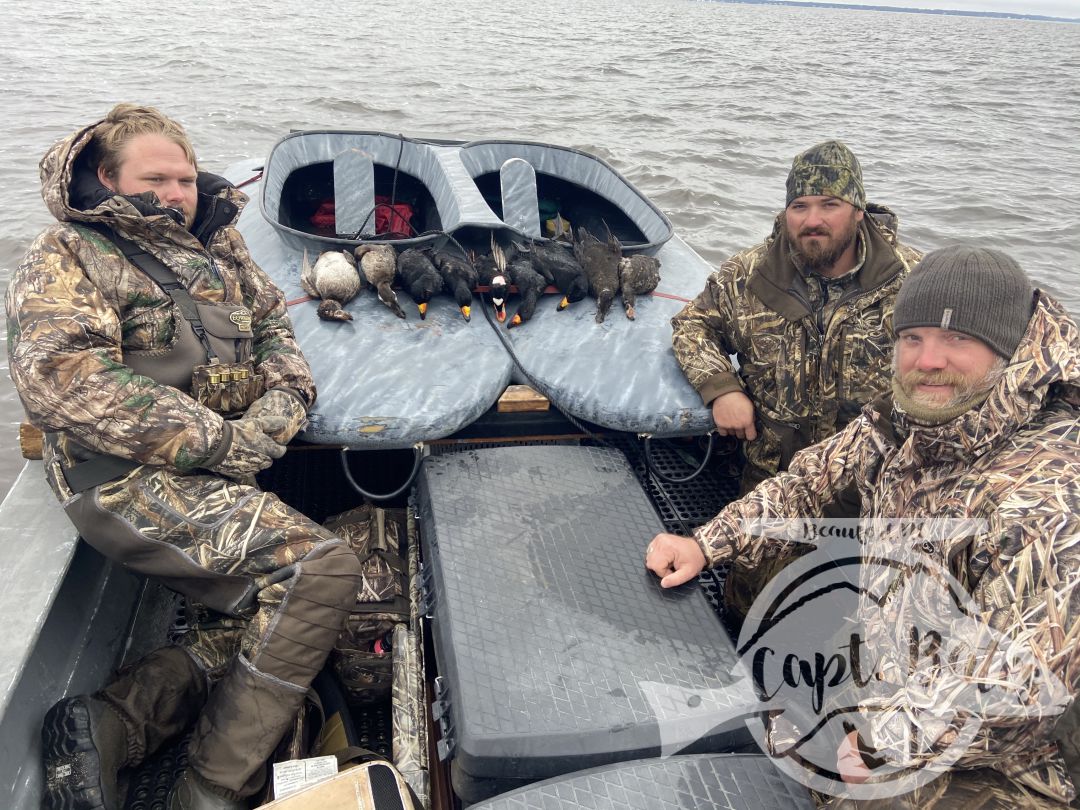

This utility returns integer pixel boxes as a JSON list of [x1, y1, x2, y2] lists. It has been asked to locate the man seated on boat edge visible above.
[[671, 140, 923, 623], [648, 246, 1080, 807], [6, 104, 364, 810]]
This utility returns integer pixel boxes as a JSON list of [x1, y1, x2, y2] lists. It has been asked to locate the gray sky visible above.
[[823, 0, 1079, 16]]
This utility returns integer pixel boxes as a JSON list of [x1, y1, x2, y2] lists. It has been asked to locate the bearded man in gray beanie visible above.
[[671, 140, 923, 619], [649, 246, 1080, 807]]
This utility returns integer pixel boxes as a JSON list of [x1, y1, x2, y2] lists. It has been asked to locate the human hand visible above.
[[711, 391, 757, 441], [644, 532, 707, 588], [208, 414, 288, 480], [837, 729, 873, 784], [244, 389, 308, 445]]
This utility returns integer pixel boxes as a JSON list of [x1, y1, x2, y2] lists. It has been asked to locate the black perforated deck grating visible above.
[[122, 734, 189, 810]]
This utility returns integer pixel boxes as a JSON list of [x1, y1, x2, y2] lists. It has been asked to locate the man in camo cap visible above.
[[671, 140, 922, 619]]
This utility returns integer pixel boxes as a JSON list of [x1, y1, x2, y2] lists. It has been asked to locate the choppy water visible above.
[[1, 0, 1077, 501]]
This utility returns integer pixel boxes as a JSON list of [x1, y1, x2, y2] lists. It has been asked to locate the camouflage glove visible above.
[[208, 414, 288, 480], [243, 389, 308, 445]]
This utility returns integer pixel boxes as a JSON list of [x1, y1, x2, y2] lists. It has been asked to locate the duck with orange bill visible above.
[[397, 247, 442, 319], [430, 246, 478, 322], [494, 242, 547, 330], [471, 247, 508, 323], [520, 238, 588, 312]]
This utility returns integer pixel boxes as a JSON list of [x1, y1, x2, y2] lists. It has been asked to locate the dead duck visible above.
[[573, 227, 622, 324], [471, 240, 509, 323], [429, 247, 478, 322], [494, 243, 547, 330], [354, 244, 405, 319], [301, 249, 362, 321], [397, 248, 443, 319], [618, 254, 662, 320], [520, 238, 588, 311]]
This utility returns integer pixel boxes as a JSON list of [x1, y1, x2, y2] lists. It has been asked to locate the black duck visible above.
[[521, 239, 588, 311], [493, 243, 547, 330], [429, 247, 478, 322], [397, 248, 443, 319], [573, 227, 622, 324]]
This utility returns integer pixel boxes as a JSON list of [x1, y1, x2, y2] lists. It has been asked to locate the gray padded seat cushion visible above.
[[468, 754, 815, 810]]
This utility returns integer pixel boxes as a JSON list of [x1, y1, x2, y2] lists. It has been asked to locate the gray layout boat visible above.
[[0, 133, 813, 810], [227, 131, 715, 448]]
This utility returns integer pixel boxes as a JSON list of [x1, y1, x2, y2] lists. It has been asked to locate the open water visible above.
[[0, 0, 1077, 502]]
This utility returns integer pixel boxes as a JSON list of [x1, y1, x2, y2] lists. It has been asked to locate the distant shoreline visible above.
[[707, 0, 1080, 23]]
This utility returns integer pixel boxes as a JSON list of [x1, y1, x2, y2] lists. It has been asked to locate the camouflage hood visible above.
[[691, 290, 1080, 802], [884, 290, 1080, 464], [9, 119, 316, 495], [751, 202, 907, 314], [38, 118, 246, 243]]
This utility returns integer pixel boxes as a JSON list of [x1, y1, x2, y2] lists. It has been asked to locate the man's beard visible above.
[[788, 215, 859, 274], [894, 356, 1007, 410]]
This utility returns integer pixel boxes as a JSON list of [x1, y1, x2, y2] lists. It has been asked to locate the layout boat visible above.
[[0, 133, 814, 810], [232, 130, 715, 447]]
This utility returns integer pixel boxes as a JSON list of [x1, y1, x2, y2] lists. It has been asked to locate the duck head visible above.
[[595, 288, 616, 324]]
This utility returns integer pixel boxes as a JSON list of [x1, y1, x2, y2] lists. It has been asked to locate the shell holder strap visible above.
[[83, 223, 220, 363], [60, 224, 246, 494]]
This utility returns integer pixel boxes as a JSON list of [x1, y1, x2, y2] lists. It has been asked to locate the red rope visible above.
[[650, 291, 691, 303], [235, 170, 264, 189]]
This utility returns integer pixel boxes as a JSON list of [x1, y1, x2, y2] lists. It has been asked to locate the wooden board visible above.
[[496, 384, 549, 413]]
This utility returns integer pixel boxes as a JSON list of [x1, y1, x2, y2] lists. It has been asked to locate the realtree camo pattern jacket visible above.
[[671, 207, 923, 489], [6, 120, 315, 500], [694, 292, 1080, 803]]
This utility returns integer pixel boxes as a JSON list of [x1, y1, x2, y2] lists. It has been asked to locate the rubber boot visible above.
[[174, 654, 309, 803], [42, 696, 128, 810], [42, 645, 207, 810]]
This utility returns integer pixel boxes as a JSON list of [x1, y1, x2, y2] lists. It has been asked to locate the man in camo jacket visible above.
[[671, 140, 922, 616], [7, 104, 362, 810], [649, 246, 1080, 808]]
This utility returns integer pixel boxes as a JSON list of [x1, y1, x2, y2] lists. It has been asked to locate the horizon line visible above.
[[707, 0, 1080, 23]]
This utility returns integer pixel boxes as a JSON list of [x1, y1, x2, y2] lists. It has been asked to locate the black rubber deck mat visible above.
[[122, 733, 190, 810], [468, 754, 815, 810], [416, 445, 755, 794]]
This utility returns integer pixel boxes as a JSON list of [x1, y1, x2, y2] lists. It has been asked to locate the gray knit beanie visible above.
[[893, 245, 1034, 358]]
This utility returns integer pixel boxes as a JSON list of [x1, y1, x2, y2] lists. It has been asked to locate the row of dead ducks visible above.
[[301, 227, 661, 327]]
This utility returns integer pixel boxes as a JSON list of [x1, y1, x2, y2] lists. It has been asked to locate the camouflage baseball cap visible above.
[[786, 140, 865, 210]]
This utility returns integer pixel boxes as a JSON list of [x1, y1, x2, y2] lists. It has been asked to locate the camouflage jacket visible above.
[[693, 292, 1080, 802], [671, 206, 923, 490], [6, 119, 316, 501]]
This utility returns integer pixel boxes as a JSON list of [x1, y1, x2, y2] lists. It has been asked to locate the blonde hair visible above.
[[93, 103, 198, 180]]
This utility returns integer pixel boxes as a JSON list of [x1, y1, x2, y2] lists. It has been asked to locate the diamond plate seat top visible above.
[[469, 754, 815, 810], [416, 445, 759, 797]]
